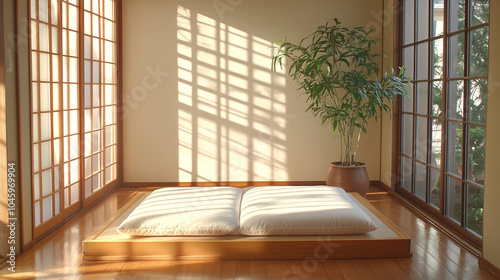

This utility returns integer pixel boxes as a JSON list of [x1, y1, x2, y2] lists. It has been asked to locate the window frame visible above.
[[29, 0, 121, 238], [394, 0, 489, 248]]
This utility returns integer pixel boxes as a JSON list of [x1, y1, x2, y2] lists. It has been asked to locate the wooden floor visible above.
[[0, 186, 498, 280]]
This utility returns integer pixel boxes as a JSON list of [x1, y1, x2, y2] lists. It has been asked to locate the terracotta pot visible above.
[[326, 162, 370, 197]]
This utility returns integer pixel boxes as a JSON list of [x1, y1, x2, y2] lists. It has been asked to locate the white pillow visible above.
[[239, 185, 377, 236], [117, 187, 242, 236]]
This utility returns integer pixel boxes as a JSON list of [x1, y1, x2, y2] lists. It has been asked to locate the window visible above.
[[30, 0, 118, 237], [82, 0, 118, 203], [399, 0, 488, 244]]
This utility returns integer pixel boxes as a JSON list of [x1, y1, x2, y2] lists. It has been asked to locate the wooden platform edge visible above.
[[82, 192, 412, 260]]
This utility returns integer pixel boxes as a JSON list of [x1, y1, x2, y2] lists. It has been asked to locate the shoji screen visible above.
[[82, 0, 117, 203], [30, 0, 118, 237]]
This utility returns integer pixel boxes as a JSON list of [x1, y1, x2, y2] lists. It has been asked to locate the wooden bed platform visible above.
[[82, 192, 411, 260]]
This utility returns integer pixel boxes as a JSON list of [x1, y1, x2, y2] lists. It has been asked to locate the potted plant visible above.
[[272, 18, 409, 196]]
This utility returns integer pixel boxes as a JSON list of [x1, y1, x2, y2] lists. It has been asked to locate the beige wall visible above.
[[122, 0, 386, 183], [482, 0, 500, 270]]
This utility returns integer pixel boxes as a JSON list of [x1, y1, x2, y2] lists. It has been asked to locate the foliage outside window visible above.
[[399, 0, 488, 239]]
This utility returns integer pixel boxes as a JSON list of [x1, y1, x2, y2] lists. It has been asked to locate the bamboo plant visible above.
[[272, 18, 409, 166]]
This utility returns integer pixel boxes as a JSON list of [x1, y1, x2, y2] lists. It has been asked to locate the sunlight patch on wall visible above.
[[176, 5, 290, 182]]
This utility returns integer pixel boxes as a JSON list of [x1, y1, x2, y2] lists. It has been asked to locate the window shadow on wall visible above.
[[176, 5, 291, 183]]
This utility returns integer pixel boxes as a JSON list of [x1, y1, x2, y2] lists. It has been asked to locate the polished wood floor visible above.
[[0, 186, 498, 280]]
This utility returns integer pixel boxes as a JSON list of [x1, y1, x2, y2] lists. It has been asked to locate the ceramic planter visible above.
[[326, 162, 369, 197]]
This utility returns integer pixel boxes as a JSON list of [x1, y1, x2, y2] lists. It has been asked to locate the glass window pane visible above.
[[69, 110, 79, 135], [31, 51, 38, 81], [62, 30, 68, 56], [70, 159, 79, 184], [470, 0, 489, 27], [69, 4, 78, 31], [446, 121, 463, 176], [446, 175, 462, 223], [414, 162, 426, 200], [402, 46, 414, 78], [432, 81, 443, 116], [85, 179, 91, 197], [93, 38, 101, 60], [447, 80, 464, 120], [448, 32, 465, 78], [93, 85, 100, 107], [40, 53, 50, 82], [467, 125, 485, 185], [84, 85, 91, 108], [55, 192, 60, 215], [53, 112, 60, 138], [416, 42, 429, 80], [62, 2, 68, 29], [92, 0, 100, 14], [54, 166, 59, 191], [31, 21, 38, 51], [53, 139, 60, 165], [430, 119, 442, 167], [104, 0, 114, 20], [35, 201, 41, 226], [69, 84, 79, 109], [69, 31, 79, 57], [468, 79, 487, 123], [41, 141, 52, 170], [31, 0, 37, 20], [33, 83, 39, 113], [51, 0, 58, 24], [84, 35, 91, 59], [52, 55, 59, 82], [34, 173, 40, 200], [415, 117, 428, 162], [70, 57, 79, 83], [33, 114, 39, 142], [416, 82, 428, 115], [401, 157, 413, 192], [104, 125, 114, 146], [39, 0, 49, 23], [40, 83, 51, 111], [71, 183, 79, 204], [40, 113, 52, 141], [403, 0, 415, 44], [469, 27, 489, 77], [42, 196, 53, 222], [93, 61, 100, 83], [104, 19, 114, 41], [85, 60, 91, 83], [53, 83, 60, 110], [430, 167, 441, 208], [52, 26, 58, 53], [42, 169, 52, 196], [449, 0, 466, 32], [431, 38, 443, 79], [84, 11, 91, 35], [93, 14, 100, 36], [402, 114, 413, 156], [417, 0, 429, 41], [34, 144, 40, 173], [466, 184, 483, 236], [432, 0, 444, 37], [39, 23, 50, 52], [402, 83, 414, 113]]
